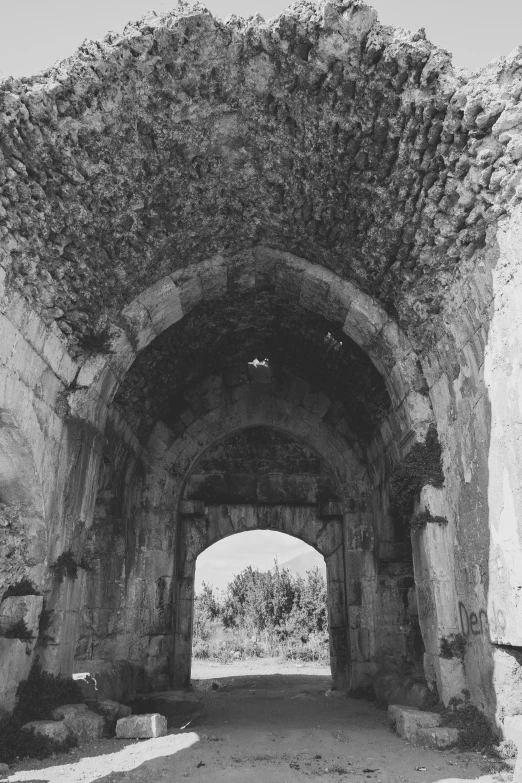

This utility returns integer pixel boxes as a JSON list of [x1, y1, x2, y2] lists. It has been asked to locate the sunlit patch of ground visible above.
[[7, 732, 199, 783]]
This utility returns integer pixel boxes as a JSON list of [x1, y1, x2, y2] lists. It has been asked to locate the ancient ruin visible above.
[[1, 0, 522, 739]]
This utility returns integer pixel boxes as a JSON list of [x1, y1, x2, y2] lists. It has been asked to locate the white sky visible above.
[[1, 0, 522, 79], [195, 530, 315, 591]]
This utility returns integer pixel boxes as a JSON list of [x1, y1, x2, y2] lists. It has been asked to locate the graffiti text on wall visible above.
[[458, 601, 506, 638]]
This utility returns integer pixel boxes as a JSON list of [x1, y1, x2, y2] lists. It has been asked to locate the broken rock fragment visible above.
[[116, 713, 167, 738]]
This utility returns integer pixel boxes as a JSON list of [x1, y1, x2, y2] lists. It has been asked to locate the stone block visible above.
[[23, 720, 70, 742], [414, 726, 460, 749], [389, 705, 441, 740], [51, 704, 104, 743], [99, 699, 121, 720], [116, 713, 167, 738], [86, 699, 120, 721], [0, 762, 8, 779]]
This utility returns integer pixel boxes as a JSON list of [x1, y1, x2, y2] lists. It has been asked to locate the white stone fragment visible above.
[[116, 713, 167, 738], [389, 704, 441, 740]]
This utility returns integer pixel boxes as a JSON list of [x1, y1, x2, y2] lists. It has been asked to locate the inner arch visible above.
[[175, 426, 348, 688]]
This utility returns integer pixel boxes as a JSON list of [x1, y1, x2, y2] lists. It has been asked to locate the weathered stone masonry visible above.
[[1, 0, 522, 732]]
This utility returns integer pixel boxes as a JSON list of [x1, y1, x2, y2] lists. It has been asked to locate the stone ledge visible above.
[[389, 704, 461, 749]]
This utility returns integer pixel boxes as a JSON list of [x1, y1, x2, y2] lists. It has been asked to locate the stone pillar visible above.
[[172, 571, 195, 688], [345, 514, 378, 689], [325, 544, 350, 689], [412, 486, 466, 705], [41, 420, 104, 675]]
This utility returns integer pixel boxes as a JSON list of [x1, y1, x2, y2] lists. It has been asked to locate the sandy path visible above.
[[7, 662, 510, 783]]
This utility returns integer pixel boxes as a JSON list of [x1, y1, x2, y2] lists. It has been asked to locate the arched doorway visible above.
[[191, 530, 328, 671], [173, 426, 350, 689]]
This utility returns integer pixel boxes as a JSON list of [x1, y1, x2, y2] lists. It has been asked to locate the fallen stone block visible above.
[[389, 705, 441, 740], [414, 726, 460, 749], [23, 720, 70, 742], [376, 673, 429, 709], [51, 703, 104, 743], [116, 713, 167, 738], [51, 703, 88, 720], [93, 699, 120, 721]]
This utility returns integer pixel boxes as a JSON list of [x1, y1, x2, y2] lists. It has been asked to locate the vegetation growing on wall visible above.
[[0, 661, 81, 764], [49, 550, 93, 582], [37, 604, 54, 647], [193, 564, 328, 663], [410, 510, 448, 532], [390, 425, 444, 524], [440, 633, 467, 662], [3, 619, 33, 644], [443, 695, 498, 752], [2, 579, 40, 599], [77, 324, 114, 354]]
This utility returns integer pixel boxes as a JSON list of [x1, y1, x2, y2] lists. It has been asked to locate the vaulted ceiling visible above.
[[1, 0, 516, 355]]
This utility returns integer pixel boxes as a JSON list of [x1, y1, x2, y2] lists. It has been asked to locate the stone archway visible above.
[[173, 426, 349, 689]]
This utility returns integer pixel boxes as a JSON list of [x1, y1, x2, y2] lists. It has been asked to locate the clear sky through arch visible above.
[[195, 530, 325, 592], [0, 0, 521, 80]]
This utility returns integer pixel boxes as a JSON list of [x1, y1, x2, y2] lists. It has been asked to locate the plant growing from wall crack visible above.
[[440, 632, 467, 662], [49, 550, 93, 582], [390, 425, 444, 524], [410, 510, 448, 532]]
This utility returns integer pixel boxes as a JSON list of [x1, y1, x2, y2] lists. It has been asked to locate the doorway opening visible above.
[[192, 530, 329, 679]]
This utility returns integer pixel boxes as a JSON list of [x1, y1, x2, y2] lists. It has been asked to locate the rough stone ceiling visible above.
[[114, 290, 391, 442], [1, 1, 521, 353], [184, 426, 342, 503]]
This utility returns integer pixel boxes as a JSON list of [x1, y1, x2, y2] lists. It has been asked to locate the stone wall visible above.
[[0, 0, 521, 732]]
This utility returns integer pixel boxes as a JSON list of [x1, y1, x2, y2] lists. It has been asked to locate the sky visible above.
[[1, 0, 522, 79], [195, 530, 318, 592]]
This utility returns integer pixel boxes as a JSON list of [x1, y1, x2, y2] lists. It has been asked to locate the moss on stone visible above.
[[390, 425, 444, 524]]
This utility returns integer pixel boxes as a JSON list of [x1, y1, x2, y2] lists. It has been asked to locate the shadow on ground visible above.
[[7, 672, 509, 783]]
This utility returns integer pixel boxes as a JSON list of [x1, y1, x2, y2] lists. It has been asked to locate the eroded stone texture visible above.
[[0, 0, 522, 738], [23, 720, 70, 742], [0, 0, 520, 353], [115, 290, 391, 442]]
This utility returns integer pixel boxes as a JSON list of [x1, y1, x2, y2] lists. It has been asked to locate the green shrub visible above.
[[0, 661, 82, 765], [13, 660, 83, 724], [443, 698, 497, 752], [193, 565, 329, 663], [0, 718, 77, 765], [390, 425, 444, 524], [77, 325, 113, 354], [440, 633, 467, 662], [2, 579, 40, 599]]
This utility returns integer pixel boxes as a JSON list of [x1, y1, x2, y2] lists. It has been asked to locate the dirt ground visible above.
[[6, 659, 511, 783]]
